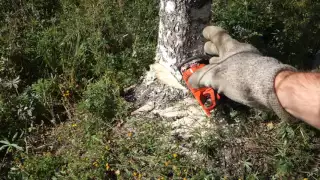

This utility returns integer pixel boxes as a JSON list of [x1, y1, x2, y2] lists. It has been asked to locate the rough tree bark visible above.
[[134, 0, 212, 106], [156, 0, 212, 78], [132, 0, 213, 139]]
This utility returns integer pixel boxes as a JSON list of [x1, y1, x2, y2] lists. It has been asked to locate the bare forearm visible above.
[[275, 71, 320, 128]]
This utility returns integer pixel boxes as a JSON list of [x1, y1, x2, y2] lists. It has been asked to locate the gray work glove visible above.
[[188, 26, 296, 121]]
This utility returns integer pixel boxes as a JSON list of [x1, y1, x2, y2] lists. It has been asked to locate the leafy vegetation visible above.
[[213, 0, 320, 68], [0, 0, 320, 179], [0, 0, 157, 139]]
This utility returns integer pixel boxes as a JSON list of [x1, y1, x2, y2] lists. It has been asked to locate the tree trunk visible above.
[[156, 0, 212, 79], [134, 0, 212, 104], [131, 0, 213, 140]]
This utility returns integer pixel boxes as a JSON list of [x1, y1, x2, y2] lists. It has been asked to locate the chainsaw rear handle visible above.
[[182, 64, 221, 117]]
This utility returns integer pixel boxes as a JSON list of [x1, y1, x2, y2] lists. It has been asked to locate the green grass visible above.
[[8, 112, 320, 179], [1, 0, 320, 179], [9, 115, 219, 179]]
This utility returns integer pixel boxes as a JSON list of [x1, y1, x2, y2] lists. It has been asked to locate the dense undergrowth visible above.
[[0, 0, 320, 179]]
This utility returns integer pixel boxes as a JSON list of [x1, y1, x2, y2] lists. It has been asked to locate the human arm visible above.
[[188, 26, 295, 122], [189, 26, 320, 129], [275, 71, 320, 128]]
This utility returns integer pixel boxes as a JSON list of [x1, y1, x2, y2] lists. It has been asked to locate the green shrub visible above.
[[0, 0, 158, 175], [0, 0, 158, 136], [213, 0, 320, 68], [80, 76, 123, 120], [12, 155, 66, 180]]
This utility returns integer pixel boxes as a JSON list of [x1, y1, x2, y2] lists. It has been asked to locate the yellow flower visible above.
[[303, 178, 308, 180], [183, 178, 187, 180], [138, 173, 142, 178], [173, 153, 178, 158], [63, 90, 70, 97], [105, 163, 110, 170], [133, 172, 138, 176], [164, 161, 170, 167], [266, 122, 274, 129], [72, 123, 77, 127], [128, 132, 133, 137], [93, 161, 99, 167]]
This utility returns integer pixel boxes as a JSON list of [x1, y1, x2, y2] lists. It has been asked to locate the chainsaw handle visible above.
[[202, 88, 219, 109], [180, 63, 221, 117], [196, 88, 220, 116]]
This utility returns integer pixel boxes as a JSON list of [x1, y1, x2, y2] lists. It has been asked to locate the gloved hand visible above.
[[188, 26, 297, 121]]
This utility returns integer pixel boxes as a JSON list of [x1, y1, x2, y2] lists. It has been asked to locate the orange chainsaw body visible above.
[[182, 64, 220, 117]]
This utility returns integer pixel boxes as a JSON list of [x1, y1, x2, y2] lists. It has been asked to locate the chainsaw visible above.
[[175, 55, 221, 117]]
